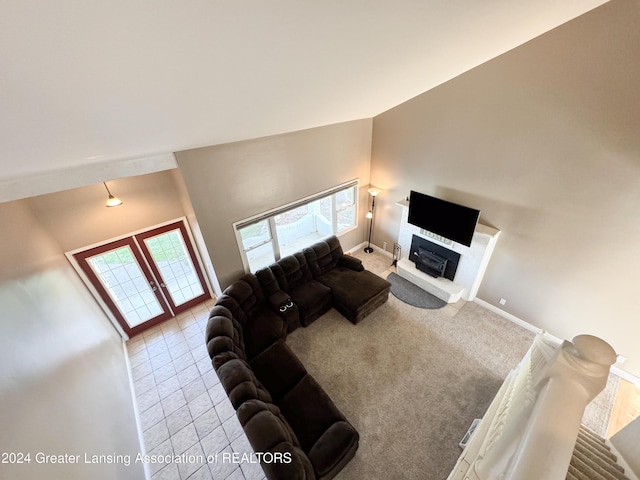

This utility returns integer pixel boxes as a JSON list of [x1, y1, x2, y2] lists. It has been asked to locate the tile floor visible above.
[[127, 299, 266, 480]]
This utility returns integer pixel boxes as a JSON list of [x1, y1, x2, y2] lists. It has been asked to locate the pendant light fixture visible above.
[[103, 182, 123, 207]]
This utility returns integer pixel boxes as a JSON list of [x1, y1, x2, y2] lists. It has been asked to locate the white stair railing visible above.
[[448, 333, 617, 480]]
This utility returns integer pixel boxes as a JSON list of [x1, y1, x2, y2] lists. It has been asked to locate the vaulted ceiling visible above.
[[1, 1, 609, 196]]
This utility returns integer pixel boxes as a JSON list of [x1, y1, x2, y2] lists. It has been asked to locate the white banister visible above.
[[507, 335, 617, 479], [448, 333, 617, 480]]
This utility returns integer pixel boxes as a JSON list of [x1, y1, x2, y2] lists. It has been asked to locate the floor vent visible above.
[[459, 418, 481, 449]]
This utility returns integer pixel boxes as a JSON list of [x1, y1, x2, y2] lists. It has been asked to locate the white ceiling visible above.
[[1, 1, 609, 196]]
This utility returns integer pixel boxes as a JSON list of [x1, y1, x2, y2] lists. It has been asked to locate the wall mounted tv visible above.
[[408, 191, 480, 247]]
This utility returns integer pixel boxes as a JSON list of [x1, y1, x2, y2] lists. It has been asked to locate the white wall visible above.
[[370, 0, 640, 376], [0, 200, 144, 479], [176, 119, 373, 288]]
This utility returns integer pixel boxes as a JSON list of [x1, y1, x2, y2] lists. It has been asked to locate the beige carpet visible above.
[[287, 294, 536, 480]]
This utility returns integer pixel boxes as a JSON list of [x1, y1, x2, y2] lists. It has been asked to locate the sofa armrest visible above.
[[268, 290, 301, 333], [268, 290, 293, 311], [307, 421, 359, 478], [338, 254, 364, 272]]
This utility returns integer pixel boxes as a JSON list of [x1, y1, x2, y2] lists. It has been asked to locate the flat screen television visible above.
[[408, 191, 480, 247]]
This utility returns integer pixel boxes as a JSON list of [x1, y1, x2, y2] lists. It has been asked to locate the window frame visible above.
[[233, 179, 359, 273]]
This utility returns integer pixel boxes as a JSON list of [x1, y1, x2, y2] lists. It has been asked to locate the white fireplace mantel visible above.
[[396, 200, 500, 303]]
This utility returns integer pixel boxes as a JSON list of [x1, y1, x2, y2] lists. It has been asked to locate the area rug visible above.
[[286, 297, 536, 480], [388, 272, 447, 309]]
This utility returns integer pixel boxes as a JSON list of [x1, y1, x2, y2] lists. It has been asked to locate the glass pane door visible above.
[[87, 246, 164, 327], [143, 231, 204, 306], [74, 238, 172, 336], [135, 221, 210, 313]]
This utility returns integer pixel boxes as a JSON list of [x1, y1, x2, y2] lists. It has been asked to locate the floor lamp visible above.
[[364, 186, 381, 253]]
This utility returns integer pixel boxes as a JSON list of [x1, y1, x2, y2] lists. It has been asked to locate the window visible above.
[[235, 180, 358, 272], [238, 219, 276, 272]]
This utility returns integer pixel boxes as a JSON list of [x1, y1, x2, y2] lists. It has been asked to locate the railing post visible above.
[[507, 335, 616, 480]]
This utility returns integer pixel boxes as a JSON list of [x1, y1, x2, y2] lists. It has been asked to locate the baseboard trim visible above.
[[473, 298, 640, 386], [346, 241, 393, 258], [611, 365, 640, 386], [346, 242, 368, 254], [473, 298, 550, 336]]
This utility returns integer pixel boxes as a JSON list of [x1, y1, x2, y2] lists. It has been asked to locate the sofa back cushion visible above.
[[271, 253, 313, 292], [249, 339, 308, 403], [237, 400, 315, 479], [255, 267, 280, 297], [205, 305, 246, 363], [217, 274, 265, 325], [216, 358, 273, 409], [303, 236, 344, 278]]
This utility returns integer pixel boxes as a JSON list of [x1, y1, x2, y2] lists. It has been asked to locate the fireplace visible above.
[[416, 248, 448, 278], [396, 200, 500, 303], [410, 235, 461, 281]]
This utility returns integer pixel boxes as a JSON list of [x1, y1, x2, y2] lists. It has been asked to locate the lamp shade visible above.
[[367, 186, 381, 196], [103, 182, 123, 207], [106, 194, 123, 207]]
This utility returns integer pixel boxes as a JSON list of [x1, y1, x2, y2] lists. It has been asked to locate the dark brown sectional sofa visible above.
[[205, 236, 391, 479]]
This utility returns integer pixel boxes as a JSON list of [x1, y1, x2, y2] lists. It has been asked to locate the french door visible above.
[[74, 220, 210, 336]]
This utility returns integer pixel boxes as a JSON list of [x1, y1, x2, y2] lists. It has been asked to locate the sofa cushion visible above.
[[215, 293, 248, 326], [316, 267, 391, 324], [211, 351, 242, 371], [243, 310, 288, 360], [255, 267, 280, 297], [237, 399, 300, 447], [205, 305, 246, 363], [250, 339, 308, 403], [289, 281, 332, 326], [303, 236, 344, 278], [216, 358, 273, 409], [218, 274, 266, 326], [290, 280, 331, 309], [271, 253, 313, 292], [278, 375, 347, 452]]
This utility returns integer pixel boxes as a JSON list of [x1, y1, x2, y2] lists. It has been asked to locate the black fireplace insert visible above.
[[410, 235, 461, 281]]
